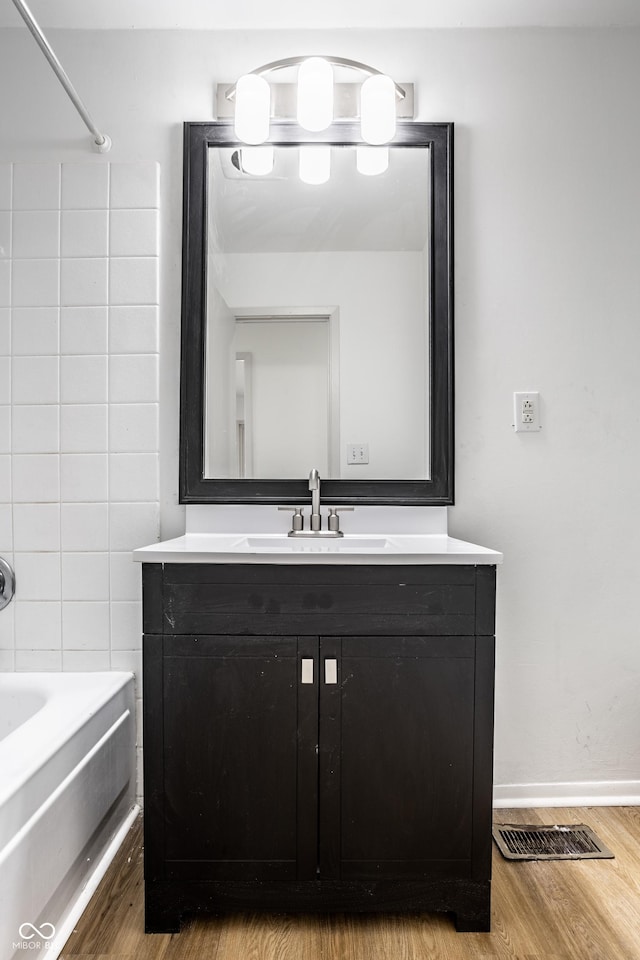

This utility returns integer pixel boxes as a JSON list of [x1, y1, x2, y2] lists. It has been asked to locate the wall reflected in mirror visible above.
[[205, 143, 431, 480]]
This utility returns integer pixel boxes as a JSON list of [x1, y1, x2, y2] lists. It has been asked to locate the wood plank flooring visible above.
[[62, 806, 640, 960]]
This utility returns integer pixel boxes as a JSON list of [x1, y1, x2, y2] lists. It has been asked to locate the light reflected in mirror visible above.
[[205, 144, 431, 480]]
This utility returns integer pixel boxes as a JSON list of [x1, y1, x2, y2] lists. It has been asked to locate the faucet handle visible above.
[[326, 506, 354, 535], [278, 505, 304, 533]]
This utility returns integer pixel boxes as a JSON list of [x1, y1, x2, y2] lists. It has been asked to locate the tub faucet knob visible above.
[[0, 556, 15, 611]]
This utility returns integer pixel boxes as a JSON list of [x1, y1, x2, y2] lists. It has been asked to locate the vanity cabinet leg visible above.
[[144, 884, 183, 934], [453, 883, 491, 932]]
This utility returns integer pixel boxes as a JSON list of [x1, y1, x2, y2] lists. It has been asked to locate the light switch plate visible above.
[[347, 443, 369, 464]]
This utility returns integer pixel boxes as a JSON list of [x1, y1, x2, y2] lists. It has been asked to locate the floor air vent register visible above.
[[492, 823, 614, 861]]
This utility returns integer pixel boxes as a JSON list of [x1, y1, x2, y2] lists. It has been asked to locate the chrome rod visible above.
[[11, 0, 111, 152]]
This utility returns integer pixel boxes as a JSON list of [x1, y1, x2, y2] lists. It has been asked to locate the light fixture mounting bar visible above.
[[224, 56, 407, 102], [216, 82, 414, 122]]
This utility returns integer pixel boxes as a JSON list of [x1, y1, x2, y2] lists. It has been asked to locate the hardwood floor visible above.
[[62, 806, 640, 960]]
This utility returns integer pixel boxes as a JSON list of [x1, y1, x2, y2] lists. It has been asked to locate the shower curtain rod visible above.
[[11, 0, 111, 152]]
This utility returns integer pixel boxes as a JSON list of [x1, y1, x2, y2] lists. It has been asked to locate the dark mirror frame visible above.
[[180, 120, 454, 505]]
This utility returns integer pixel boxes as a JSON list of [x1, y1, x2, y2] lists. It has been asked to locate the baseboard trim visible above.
[[494, 781, 640, 808]]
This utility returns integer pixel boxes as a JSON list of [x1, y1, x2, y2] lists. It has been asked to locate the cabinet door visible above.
[[160, 635, 318, 881], [319, 636, 478, 880]]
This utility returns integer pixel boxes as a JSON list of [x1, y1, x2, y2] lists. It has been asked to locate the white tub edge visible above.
[[44, 804, 140, 960]]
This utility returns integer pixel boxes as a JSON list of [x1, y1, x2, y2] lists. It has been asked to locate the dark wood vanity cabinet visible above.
[[142, 563, 496, 933]]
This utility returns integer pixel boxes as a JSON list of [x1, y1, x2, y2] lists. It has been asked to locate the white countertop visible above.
[[133, 533, 503, 565]]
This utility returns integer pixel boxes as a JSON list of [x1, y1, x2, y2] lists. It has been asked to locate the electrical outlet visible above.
[[347, 443, 369, 464], [513, 392, 541, 432]]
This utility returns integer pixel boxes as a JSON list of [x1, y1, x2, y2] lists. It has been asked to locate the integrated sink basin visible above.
[[240, 535, 392, 551]]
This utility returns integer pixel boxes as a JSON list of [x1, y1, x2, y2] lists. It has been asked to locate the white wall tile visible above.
[[109, 403, 158, 452], [0, 164, 11, 210], [0, 357, 9, 403], [110, 163, 159, 209], [12, 307, 59, 355], [110, 648, 142, 694], [60, 453, 108, 502], [60, 404, 107, 452], [15, 650, 62, 671], [109, 258, 158, 306], [0, 406, 10, 453], [110, 502, 159, 551], [13, 552, 61, 600], [61, 502, 109, 551], [14, 601, 62, 649], [0, 603, 14, 649], [110, 601, 142, 650], [12, 356, 59, 404], [61, 258, 108, 307], [62, 552, 109, 600], [0, 650, 15, 669], [61, 355, 107, 403], [109, 305, 158, 353], [12, 454, 59, 502], [3, 158, 162, 677], [13, 211, 60, 259], [62, 601, 110, 649], [110, 453, 158, 501], [63, 649, 111, 670], [0, 211, 10, 258], [0, 455, 10, 501], [0, 261, 9, 307], [13, 503, 60, 550], [110, 210, 159, 257], [12, 259, 59, 307], [12, 164, 60, 210], [0, 307, 9, 354], [110, 551, 141, 601], [62, 163, 109, 210], [61, 210, 109, 258], [0, 505, 12, 551], [12, 406, 59, 453], [60, 306, 107, 355], [135, 697, 143, 746], [110, 355, 158, 403]]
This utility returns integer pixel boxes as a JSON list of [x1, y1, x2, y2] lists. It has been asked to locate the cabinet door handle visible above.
[[324, 658, 338, 684], [301, 658, 314, 684]]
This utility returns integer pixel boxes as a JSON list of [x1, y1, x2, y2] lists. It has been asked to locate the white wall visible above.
[[1, 27, 639, 801]]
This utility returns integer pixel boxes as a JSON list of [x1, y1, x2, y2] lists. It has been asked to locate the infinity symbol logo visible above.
[[18, 922, 56, 940]]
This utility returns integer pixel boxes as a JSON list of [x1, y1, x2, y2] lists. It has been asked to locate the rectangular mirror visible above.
[[180, 122, 453, 505]]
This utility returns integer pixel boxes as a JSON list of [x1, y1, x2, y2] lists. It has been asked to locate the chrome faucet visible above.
[[279, 469, 353, 537], [309, 468, 321, 531]]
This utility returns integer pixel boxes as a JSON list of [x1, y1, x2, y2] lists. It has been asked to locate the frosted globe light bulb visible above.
[[360, 74, 396, 145], [356, 146, 389, 176], [234, 74, 270, 145], [296, 57, 334, 132], [299, 145, 331, 185], [241, 145, 274, 176]]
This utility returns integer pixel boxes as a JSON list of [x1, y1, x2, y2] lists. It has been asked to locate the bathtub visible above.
[[0, 672, 137, 960]]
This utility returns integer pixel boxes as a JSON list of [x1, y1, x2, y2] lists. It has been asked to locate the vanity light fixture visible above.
[[239, 144, 275, 176], [299, 144, 332, 185], [222, 57, 413, 181], [296, 57, 334, 133], [356, 145, 390, 177]]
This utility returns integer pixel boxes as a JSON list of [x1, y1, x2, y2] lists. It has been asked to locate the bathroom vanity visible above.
[[137, 535, 500, 933], [142, 114, 500, 933]]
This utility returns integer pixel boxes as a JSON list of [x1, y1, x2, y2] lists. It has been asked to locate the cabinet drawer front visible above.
[[160, 565, 477, 636]]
